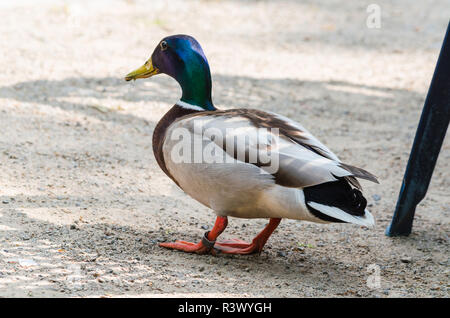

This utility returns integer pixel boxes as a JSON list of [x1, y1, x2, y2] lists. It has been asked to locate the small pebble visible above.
[[400, 256, 412, 263]]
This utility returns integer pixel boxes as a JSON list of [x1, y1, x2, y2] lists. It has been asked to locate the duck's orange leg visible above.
[[159, 216, 228, 254], [160, 217, 281, 255], [214, 218, 281, 255]]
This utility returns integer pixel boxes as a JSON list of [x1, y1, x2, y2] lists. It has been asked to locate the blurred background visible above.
[[0, 0, 448, 297]]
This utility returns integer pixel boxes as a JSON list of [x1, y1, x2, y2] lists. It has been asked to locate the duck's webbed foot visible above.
[[213, 239, 262, 255], [159, 216, 228, 255], [159, 232, 217, 255], [213, 218, 281, 255], [159, 241, 207, 254]]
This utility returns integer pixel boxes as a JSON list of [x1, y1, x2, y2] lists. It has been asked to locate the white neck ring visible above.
[[176, 100, 205, 111]]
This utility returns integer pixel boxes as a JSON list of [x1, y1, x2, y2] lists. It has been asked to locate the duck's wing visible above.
[[167, 109, 378, 189], [249, 109, 379, 189]]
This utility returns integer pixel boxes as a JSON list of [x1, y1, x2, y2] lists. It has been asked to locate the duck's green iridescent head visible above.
[[125, 34, 215, 110]]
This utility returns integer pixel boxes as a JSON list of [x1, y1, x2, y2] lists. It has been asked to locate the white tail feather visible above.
[[307, 202, 375, 228]]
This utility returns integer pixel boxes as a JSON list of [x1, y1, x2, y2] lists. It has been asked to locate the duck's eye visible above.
[[160, 41, 168, 51]]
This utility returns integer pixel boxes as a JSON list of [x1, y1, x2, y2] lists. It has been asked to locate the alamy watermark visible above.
[[366, 4, 381, 29], [169, 120, 280, 174]]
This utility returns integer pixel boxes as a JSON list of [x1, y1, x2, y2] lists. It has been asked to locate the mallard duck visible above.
[[125, 35, 378, 255]]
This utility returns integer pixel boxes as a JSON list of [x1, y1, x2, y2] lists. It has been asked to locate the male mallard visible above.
[[125, 35, 378, 255]]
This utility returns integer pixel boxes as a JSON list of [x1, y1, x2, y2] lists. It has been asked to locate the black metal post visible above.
[[386, 21, 450, 236]]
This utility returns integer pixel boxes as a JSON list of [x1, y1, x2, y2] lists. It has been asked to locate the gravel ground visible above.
[[0, 0, 449, 297]]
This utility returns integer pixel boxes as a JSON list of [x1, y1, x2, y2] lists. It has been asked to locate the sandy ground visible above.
[[0, 0, 449, 298]]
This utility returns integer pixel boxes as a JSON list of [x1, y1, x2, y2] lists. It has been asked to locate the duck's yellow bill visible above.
[[125, 58, 160, 81]]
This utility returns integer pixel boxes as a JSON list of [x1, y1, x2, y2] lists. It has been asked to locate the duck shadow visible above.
[[1, 206, 375, 297]]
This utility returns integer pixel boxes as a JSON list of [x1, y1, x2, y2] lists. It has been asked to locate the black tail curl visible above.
[[304, 178, 367, 223]]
